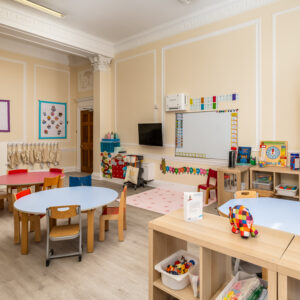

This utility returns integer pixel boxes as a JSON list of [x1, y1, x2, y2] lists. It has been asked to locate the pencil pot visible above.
[[228, 151, 236, 168]]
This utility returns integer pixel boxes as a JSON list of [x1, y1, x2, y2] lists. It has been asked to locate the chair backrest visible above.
[[47, 205, 80, 220], [13, 188, 31, 203], [119, 185, 127, 215], [206, 168, 218, 186], [43, 176, 61, 190], [8, 169, 28, 175], [49, 168, 64, 174], [69, 175, 92, 187], [235, 190, 258, 199]]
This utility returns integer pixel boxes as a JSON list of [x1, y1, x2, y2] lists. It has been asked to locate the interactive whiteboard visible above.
[[175, 111, 238, 160]]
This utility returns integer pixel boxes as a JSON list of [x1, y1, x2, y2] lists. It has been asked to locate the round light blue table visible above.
[[218, 197, 300, 235], [14, 186, 118, 254]]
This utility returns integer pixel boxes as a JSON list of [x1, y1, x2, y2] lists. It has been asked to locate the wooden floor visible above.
[[0, 173, 217, 300]]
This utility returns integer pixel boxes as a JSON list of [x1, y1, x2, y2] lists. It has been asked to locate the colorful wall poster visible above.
[[39, 100, 67, 139]]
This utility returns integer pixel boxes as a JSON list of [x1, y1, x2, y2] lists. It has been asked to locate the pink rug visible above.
[[125, 188, 216, 215]]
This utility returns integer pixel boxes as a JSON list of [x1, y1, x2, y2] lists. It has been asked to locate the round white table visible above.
[[14, 186, 118, 254], [218, 197, 300, 235]]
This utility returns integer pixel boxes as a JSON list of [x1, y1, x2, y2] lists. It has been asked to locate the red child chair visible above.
[[197, 168, 217, 205]]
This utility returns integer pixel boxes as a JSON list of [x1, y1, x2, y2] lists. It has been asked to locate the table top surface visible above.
[[149, 209, 293, 270], [218, 197, 300, 236], [14, 186, 118, 214], [278, 235, 300, 279], [0, 171, 64, 186]]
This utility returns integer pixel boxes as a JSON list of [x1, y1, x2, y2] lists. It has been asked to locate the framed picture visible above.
[[0, 100, 10, 132], [39, 100, 67, 139]]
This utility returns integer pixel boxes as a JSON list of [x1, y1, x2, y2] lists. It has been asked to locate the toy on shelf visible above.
[[101, 152, 112, 178], [259, 141, 288, 167], [290, 153, 300, 170], [165, 256, 195, 275], [250, 156, 256, 166], [229, 205, 258, 238]]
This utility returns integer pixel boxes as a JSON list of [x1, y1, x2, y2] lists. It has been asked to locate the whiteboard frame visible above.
[[175, 110, 237, 160]]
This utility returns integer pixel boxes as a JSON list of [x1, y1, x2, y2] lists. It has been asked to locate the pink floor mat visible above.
[[125, 188, 216, 215]]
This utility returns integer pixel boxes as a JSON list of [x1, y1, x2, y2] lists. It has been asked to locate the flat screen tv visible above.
[[138, 123, 163, 146]]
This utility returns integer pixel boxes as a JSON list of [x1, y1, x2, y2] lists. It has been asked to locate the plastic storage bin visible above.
[[100, 139, 120, 153], [275, 184, 298, 197], [252, 180, 273, 191], [154, 249, 199, 290]]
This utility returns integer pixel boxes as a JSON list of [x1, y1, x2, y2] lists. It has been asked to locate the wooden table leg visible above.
[[34, 215, 41, 242], [87, 209, 95, 253], [14, 210, 20, 244], [21, 212, 29, 255]]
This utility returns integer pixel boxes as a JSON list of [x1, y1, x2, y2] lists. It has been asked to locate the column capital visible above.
[[89, 55, 112, 72]]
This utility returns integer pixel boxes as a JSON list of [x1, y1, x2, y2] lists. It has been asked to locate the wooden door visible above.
[[81, 110, 93, 173]]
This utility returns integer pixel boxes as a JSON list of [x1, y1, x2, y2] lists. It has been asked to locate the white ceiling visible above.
[[3, 0, 228, 43]]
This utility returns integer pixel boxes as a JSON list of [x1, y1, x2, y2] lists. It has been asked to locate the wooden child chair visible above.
[[7, 169, 29, 212], [46, 205, 82, 266], [99, 185, 127, 242], [234, 190, 258, 199], [198, 168, 218, 205], [43, 176, 61, 190], [13, 189, 43, 244]]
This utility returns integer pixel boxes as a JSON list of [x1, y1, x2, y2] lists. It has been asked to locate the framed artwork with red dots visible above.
[[39, 100, 67, 139]]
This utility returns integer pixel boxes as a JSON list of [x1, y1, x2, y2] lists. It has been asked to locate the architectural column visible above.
[[89, 54, 113, 179]]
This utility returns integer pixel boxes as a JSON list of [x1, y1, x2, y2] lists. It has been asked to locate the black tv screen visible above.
[[138, 123, 163, 146]]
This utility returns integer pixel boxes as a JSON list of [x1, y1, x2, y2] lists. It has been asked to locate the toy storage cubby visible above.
[[149, 209, 293, 300], [217, 166, 250, 206], [250, 166, 300, 200], [278, 236, 300, 300]]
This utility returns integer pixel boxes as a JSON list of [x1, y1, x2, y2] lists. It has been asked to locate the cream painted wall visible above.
[[113, 0, 300, 187], [0, 49, 78, 172]]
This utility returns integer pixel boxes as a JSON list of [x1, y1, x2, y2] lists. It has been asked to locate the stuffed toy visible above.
[[229, 205, 258, 238]]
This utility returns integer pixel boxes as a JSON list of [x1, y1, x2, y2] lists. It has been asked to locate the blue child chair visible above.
[[69, 175, 92, 187]]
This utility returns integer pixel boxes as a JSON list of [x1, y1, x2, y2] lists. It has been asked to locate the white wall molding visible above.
[[0, 35, 70, 65], [76, 98, 93, 171], [33, 64, 71, 143], [0, 2, 114, 57], [162, 19, 262, 150], [272, 6, 300, 140], [115, 0, 278, 53], [0, 56, 27, 141], [114, 50, 157, 132]]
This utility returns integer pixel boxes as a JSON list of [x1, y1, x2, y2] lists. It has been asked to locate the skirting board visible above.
[[92, 172, 197, 192]]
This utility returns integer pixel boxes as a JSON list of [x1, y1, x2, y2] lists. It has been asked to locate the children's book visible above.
[[237, 146, 252, 165], [184, 192, 203, 222]]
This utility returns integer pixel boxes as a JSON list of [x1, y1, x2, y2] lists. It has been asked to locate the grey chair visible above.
[[46, 205, 82, 267]]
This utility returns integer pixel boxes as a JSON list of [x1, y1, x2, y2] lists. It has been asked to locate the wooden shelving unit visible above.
[[149, 209, 294, 300], [278, 236, 300, 300], [250, 166, 300, 200], [217, 166, 251, 206]]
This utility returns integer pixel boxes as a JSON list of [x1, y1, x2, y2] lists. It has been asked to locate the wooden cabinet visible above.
[[217, 166, 250, 207], [149, 209, 293, 300], [278, 236, 300, 300], [250, 166, 300, 200]]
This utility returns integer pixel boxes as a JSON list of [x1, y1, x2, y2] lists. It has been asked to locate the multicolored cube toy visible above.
[[229, 205, 258, 238]]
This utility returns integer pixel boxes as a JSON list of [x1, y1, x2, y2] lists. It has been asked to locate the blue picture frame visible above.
[[39, 100, 67, 139]]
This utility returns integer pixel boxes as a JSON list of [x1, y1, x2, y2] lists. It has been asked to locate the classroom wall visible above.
[[0, 48, 78, 173], [112, 0, 300, 187]]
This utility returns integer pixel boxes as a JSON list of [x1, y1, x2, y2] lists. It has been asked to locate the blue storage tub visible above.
[[101, 139, 120, 153]]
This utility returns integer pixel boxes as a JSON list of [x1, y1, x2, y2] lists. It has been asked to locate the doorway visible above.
[[80, 110, 93, 173]]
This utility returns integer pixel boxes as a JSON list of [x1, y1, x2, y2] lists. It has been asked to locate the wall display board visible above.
[[39, 100, 67, 139], [0, 100, 10, 132], [175, 110, 238, 160]]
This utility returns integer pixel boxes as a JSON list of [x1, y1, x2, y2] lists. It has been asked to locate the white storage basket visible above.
[[275, 184, 298, 197], [154, 249, 199, 290]]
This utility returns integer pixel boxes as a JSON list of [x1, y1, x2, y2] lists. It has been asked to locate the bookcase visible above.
[[149, 209, 293, 300], [250, 166, 300, 200]]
